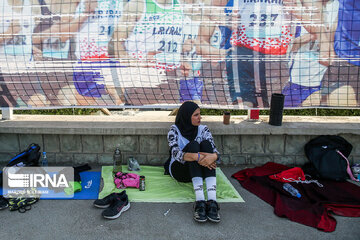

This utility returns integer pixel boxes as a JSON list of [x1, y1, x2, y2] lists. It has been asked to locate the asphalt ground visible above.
[[1, 166, 360, 240]]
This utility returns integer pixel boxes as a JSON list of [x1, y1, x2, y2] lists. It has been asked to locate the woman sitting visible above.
[[166, 101, 220, 223]]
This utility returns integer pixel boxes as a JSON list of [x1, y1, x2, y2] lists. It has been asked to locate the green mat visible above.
[[99, 166, 244, 203]]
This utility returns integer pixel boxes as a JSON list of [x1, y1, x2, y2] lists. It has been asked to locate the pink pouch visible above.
[[114, 172, 140, 189]]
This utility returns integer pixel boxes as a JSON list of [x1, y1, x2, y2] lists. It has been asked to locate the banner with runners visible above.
[[0, 0, 359, 109]]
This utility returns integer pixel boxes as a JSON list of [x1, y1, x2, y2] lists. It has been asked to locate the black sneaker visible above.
[[206, 200, 220, 223], [93, 191, 126, 209], [193, 200, 207, 223], [0, 196, 8, 210], [102, 192, 130, 220]]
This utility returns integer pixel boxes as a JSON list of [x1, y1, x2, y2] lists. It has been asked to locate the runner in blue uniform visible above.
[[282, 0, 339, 107], [320, 0, 360, 106]]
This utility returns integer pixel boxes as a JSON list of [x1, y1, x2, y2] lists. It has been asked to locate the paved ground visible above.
[[1, 166, 360, 240]]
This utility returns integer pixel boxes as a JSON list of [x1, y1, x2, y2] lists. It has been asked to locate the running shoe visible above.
[[102, 192, 130, 220], [93, 191, 126, 209], [193, 200, 207, 223], [0, 196, 8, 210], [206, 200, 220, 223]]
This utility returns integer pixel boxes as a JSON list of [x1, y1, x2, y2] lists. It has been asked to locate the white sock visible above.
[[205, 177, 217, 201], [192, 177, 205, 201]]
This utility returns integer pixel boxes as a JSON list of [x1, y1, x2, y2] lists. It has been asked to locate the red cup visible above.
[[249, 109, 259, 120]]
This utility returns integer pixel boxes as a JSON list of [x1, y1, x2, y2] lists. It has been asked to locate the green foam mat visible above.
[[99, 166, 244, 203]]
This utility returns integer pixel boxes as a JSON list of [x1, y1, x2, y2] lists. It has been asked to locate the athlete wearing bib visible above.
[[334, 0, 360, 67], [320, 0, 360, 106], [210, 0, 233, 51], [33, 0, 71, 60], [0, 0, 38, 107], [230, 0, 292, 55], [125, 0, 185, 72], [206, 0, 233, 105], [226, 0, 292, 108], [2, 0, 34, 64], [179, 15, 203, 102], [76, 0, 123, 60], [73, 0, 124, 100], [283, 0, 339, 107]]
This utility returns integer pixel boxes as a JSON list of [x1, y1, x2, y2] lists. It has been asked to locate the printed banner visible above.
[[0, 0, 359, 109]]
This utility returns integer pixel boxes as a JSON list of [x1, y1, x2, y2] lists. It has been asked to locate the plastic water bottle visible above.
[[113, 147, 122, 174], [283, 183, 301, 198], [128, 156, 141, 171], [42, 152, 48, 166]]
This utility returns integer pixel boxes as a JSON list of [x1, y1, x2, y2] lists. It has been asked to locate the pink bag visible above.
[[114, 172, 140, 189]]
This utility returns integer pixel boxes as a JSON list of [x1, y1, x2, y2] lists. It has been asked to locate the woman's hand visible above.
[[183, 152, 200, 162], [198, 152, 217, 170]]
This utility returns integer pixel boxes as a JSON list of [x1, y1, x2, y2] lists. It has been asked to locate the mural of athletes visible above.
[[0, 0, 359, 109]]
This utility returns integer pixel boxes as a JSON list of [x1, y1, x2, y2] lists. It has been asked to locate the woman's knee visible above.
[[200, 140, 213, 153], [184, 140, 200, 153]]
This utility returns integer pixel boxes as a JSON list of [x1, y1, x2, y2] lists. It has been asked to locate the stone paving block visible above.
[[229, 155, 247, 165], [285, 135, 312, 155], [73, 153, 98, 165], [274, 156, 296, 166], [60, 135, 82, 153], [351, 155, 360, 165], [213, 135, 223, 152], [140, 136, 158, 154], [56, 153, 74, 164], [82, 135, 104, 153], [219, 155, 230, 165], [348, 155, 354, 165], [158, 136, 169, 154], [250, 155, 273, 165], [19, 134, 43, 152], [295, 155, 309, 166], [44, 153, 56, 165], [104, 136, 138, 153], [98, 154, 113, 165], [147, 154, 168, 166], [122, 154, 147, 166], [0, 153, 16, 163], [242, 135, 264, 154], [265, 135, 285, 155], [223, 136, 241, 154], [0, 134, 19, 152], [44, 135, 60, 153], [339, 134, 360, 155]]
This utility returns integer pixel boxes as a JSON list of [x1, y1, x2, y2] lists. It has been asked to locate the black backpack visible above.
[[6, 143, 41, 167], [0, 143, 41, 186], [303, 135, 354, 181]]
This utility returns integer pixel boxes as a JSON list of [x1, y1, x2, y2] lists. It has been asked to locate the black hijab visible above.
[[175, 101, 200, 141]]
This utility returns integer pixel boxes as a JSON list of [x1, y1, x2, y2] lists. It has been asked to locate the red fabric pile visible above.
[[232, 162, 360, 232]]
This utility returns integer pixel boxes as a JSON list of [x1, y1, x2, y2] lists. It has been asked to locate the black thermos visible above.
[[269, 93, 285, 126]]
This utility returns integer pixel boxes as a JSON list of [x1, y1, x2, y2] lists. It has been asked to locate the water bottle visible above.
[[42, 152, 48, 166], [113, 147, 122, 174], [283, 183, 301, 198], [128, 156, 141, 171]]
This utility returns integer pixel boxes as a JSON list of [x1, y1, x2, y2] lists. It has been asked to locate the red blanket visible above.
[[232, 162, 360, 232]]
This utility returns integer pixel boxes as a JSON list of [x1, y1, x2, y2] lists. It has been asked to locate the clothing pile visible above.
[[232, 162, 360, 232]]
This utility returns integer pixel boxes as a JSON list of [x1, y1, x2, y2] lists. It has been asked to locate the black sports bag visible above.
[[303, 135, 354, 181]]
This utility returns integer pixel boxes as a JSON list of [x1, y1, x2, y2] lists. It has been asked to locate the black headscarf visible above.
[[175, 101, 200, 141]]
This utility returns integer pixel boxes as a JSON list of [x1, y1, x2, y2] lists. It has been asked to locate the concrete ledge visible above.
[[1, 112, 359, 166], [1, 112, 360, 135]]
